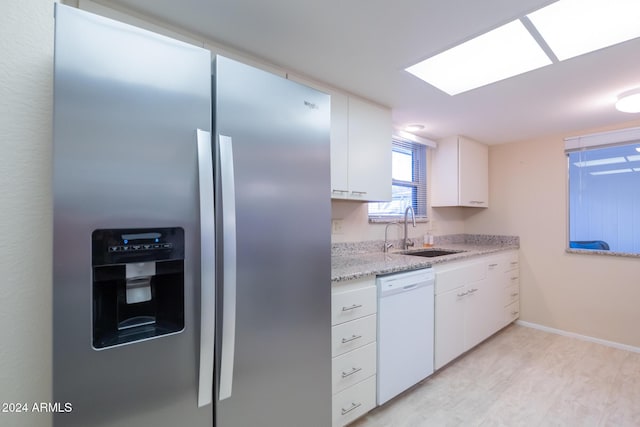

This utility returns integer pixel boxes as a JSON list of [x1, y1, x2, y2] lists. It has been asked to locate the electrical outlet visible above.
[[332, 219, 344, 234]]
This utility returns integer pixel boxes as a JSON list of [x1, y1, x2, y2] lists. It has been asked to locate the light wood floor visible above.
[[351, 324, 640, 427]]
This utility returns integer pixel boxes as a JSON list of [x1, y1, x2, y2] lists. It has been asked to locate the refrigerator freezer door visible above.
[[213, 56, 332, 427], [53, 5, 212, 427]]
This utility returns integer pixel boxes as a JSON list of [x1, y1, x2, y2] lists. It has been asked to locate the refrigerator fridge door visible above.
[[213, 56, 332, 427], [53, 5, 212, 427]]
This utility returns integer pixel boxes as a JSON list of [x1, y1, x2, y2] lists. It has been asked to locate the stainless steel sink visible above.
[[402, 249, 465, 258]]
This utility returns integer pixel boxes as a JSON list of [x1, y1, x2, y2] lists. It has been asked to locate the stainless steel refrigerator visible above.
[[53, 5, 331, 427]]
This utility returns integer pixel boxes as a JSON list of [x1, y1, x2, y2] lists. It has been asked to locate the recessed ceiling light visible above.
[[636, 147, 640, 153], [405, 20, 551, 96], [527, 0, 640, 61], [405, 124, 424, 132], [615, 89, 640, 113]]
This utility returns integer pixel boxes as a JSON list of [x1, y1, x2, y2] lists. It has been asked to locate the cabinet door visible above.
[[458, 136, 488, 207], [430, 135, 460, 207], [330, 92, 350, 197], [347, 97, 392, 201], [486, 258, 508, 334], [434, 287, 466, 370], [464, 279, 494, 349]]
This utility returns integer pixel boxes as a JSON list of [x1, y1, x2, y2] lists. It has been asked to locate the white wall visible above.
[[330, 200, 469, 243], [330, 148, 474, 243], [466, 119, 640, 348], [0, 1, 54, 426]]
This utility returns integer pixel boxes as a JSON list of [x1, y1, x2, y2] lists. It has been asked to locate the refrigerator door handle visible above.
[[219, 134, 237, 401], [196, 129, 215, 408]]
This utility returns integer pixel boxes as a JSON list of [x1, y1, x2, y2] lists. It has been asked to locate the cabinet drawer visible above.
[[435, 261, 486, 294], [505, 284, 520, 306], [505, 253, 519, 272], [332, 342, 376, 394], [505, 301, 520, 323], [332, 375, 376, 427], [332, 314, 376, 357], [332, 285, 376, 326], [506, 270, 520, 287]]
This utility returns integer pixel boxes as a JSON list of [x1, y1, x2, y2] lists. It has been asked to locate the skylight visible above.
[[406, 0, 640, 95], [405, 20, 551, 96], [527, 0, 640, 61]]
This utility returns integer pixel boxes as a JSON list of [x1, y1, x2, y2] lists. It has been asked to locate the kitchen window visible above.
[[369, 138, 427, 220], [566, 127, 640, 254]]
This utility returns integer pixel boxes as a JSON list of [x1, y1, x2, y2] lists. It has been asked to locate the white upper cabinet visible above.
[[431, 135, 488, 208], [329, 92, 349, 197], [286, 74, 391, 202], [345, 97, 392, 202]]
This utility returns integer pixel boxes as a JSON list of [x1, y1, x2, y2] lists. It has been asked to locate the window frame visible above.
[[368, 138, 428, 222], [565, 126, 640, 256]]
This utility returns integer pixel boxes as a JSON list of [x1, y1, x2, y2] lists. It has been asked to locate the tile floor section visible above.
[[351, 324, 640, 427]]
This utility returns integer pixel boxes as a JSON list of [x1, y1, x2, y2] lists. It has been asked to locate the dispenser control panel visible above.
[[91, 227, 185, 349]]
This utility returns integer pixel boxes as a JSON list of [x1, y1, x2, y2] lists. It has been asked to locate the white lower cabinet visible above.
[[331, 277, 377, 427], [332, 314, 377, 357], [433, 286, 466, 370], [332, 343, 377, 394], [332, 376, 377, 427], [434, 250, 520, 370]]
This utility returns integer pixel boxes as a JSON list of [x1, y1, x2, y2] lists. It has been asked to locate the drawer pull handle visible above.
[[488, 263, 498, 267], [468, 288, 478, 294], [341, 367, 362, 378], [457, 291, 469, 297], [510, 261, 518, 265], [342, 304, 363, 312], [510, 292, 519, 297], [351, 191, 367, 195], [332, 189, 348, 194], [341, 334, 362, 344], [511, 311, 519, 316], [341, 402, 362, 416], [511, 276, 519, 280]]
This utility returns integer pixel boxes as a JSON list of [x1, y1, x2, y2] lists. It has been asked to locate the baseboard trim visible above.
[[516, 320, 640, 354]]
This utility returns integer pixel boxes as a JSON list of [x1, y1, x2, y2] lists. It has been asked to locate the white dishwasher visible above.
[[376, 267, 435, 405]]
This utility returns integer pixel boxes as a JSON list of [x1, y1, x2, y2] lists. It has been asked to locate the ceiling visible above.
[[105, 0, 640, 145]]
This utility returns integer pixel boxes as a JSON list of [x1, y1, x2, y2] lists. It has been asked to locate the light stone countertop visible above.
[[331, 235, 519, 283]]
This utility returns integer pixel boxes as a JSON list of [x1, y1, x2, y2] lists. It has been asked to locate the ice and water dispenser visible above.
[[91, 228, 185, 349]]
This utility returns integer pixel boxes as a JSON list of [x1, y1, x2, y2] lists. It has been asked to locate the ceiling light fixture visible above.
[[527, 0, 640, 61], [405, 124, 424, 132], [405, 20, 551, 95], [615, 89, 640, 113]]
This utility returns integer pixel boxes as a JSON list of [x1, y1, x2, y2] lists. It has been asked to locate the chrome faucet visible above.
[[403, 206, 416, 250], [384, 222, 398, 253]]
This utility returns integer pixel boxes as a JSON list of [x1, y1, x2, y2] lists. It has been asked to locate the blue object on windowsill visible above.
[[569, 240, 610, 250]]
